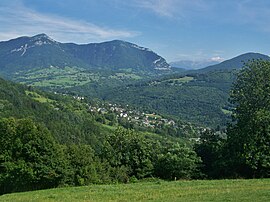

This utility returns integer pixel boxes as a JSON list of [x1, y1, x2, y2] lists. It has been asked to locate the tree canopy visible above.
[[226, 60, 270, 177], [0, 118, 67, 193]]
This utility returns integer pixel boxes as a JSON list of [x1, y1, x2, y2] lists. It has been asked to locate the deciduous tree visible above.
[[226, 60, 270, 177]]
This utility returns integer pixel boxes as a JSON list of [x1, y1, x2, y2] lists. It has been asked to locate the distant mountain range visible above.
[[198, 52, 270, 72], [171, 53, 270, 71], [1, 34, 269, 78], [170, 59, 220, 70], [0, 34, 171, 77]]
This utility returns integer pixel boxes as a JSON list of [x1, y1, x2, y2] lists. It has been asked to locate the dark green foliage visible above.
[[0, 117, 203, 194], [193, 60, 270, 179], [64, 144, 97, 185], [195, 129, 225, 178], [102, 127, 202, 180], [225, 60, 270, 178], [63, 144, 120, 185], [0, 118, 130, 194], [100, 70, 235, 127], [0, 77, 104, 146], [0, 75, 204, 193], [155, 142, 202, 180], [101, 128, 153, 179], [0, 118, 67, 194]]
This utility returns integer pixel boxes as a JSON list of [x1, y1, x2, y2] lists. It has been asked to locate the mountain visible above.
[[62, 40, 171, 71], [0, 34, 84, 76], [198, 52, 270, 72], [0, 34, 171, 77], [170, 59, 220, 70]]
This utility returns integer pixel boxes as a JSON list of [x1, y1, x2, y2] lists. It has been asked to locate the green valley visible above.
[[1, 34, 269, 128], [0, 33, 270, 198], [94, 70, 236, 128]]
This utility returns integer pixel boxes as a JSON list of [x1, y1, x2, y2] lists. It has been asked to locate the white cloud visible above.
[[0, 3, 139, 43], [132, 0, 270, 34], [132, 0, 208, 18], [173, 50, 226, 62], [135, 0, 176, 17], [210, 56, 224, 62]]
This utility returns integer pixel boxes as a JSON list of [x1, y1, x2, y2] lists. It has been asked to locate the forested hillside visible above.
[[0, 76, 204, 194], [0, 77, 104, 145], [72, 70, 236, 127]]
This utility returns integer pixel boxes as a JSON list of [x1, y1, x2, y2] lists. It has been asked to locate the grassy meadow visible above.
[[14, 66, 144, 89], [1, 179, 269, 202], [16, 66, 96, 88]]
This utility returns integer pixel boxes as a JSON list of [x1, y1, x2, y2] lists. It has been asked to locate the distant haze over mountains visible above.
[[0, 34, 171, 76], [198, 52, 270, 72], [170, 59, 222, 70], [170, 53, 270, 71]]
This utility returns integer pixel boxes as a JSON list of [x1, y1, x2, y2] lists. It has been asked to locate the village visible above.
[[88, 102, 176, 128], [72, 95, 203, 138]]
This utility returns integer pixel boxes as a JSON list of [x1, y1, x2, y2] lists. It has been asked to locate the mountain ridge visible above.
[[0, 34, 171, 77], [197, 52, 270, 72]]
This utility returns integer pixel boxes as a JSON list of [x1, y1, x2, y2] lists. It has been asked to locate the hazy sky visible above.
[[0, 0, 269, 62]]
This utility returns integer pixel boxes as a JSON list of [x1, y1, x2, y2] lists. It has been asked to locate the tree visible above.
[[64, 144, 97, 185], [63, 144, 116, 185], [154, 142, 201, 180], [226, 60, 270, 177], [101, 127, 153, 179], [0, 118, 67, 194], [195, 129, 224, 178]]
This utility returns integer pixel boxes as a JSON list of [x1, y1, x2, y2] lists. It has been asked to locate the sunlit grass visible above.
[[25, 91, 54, 103], [1, 179, 269, 202]]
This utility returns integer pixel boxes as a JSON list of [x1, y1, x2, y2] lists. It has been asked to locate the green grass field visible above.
[[221, 108, 232, 115], [109, 72, 142, 80], [172, 76, 194, 82], [15, 66, 98, 88], [14, 66, 146, 90], [1, 179, 269, 202], [25, 91, 54, 103], [156, 76, 194, 86]]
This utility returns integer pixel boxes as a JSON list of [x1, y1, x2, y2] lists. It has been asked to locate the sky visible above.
[[0, 0, 269, 62]]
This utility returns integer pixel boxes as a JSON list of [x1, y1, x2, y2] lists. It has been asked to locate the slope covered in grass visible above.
[[1, 179, 269, 202]]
